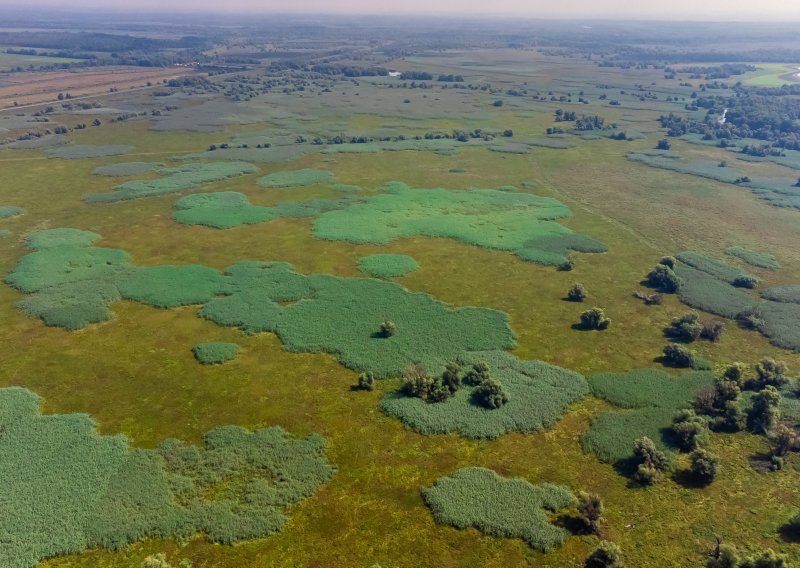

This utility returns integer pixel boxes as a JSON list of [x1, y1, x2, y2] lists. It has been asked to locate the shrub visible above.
[[379, 320, 397, 338], [357, 372, 376, 391], [689, 448, 720, 483], [665, 311, 702, 342], [700, 321, 725, 342], [672, 409, 710, 451], [737, 307, 765, 330], [647, 264, 682, 293], [708, 545, 788, 568], [748, 386, 782, 434], [768, 423, 798, 457], [141, 554, 173, 568], [463, 362, 491, 386], [784, 511, 800, 539], [723, 363, 747, 386], [422, 467, 575, 552], [441, 362, 462, 393], [474, 378, 510, 409], [754, 358, 789, 389], [192, 342, 240, 365], [632, 436, 670, 484], [662, 344, 694, 368], [657, 139, 671, 150], [567, 282, 588, 302], [733, 275, 760, 289], [585, 541, 624, 568], [707, 543, 740, 568], [576, 491, 603, 534], [660, 256, 677, 269], [580, 308, 611, 330], [559, 258, 576, 271]]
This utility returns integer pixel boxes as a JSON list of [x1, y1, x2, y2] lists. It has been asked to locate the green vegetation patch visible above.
[[48, 145, 133, 159], [313, 182, 606, 265], [676, 251, 756, 285], [726, 246, 780, 270], [173, 192, 361, 229], [173, 192, 277, 229], [380, 350, 588, 438], [674, 265, 756, 319], [756, 301, 800, 352], [85, 162, 259, 203], [0, 206, 24, 219], [193, 342, 240, 364], [331, 183, 362, 193], [582, 368, 714, 463], [357, 254, 419, 278], [256, 168, 334, 188], [422, 467, 574, 552], [93, 162, 163, 177], [762, 285, 800, 304], [116, 265, 223, 309], [0, 387, 335, 568], [201, 263, 515, 377]]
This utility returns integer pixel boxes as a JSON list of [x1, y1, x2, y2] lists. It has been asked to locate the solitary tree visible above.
[[689, 448, 720, 483], [647, 263, 682, 293], [753, 358, 789, 389], [748, 386, 782, 434], [357, 372, 376, 391], [474, 378, 509, 409], [665, 311, 702, 342], [632, 436, 670, 484], [585, 540, 624, 568], [580, 307, 611, 330], [672, 409, 710, 451], [662, 343, 694, 368], [576, 491, 604, 534], [379, 320, 396, 338], [656, 139, 671, 150], [567, 282, 588, 302]]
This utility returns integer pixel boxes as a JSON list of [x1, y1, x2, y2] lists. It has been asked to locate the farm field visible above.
[[1, 13, 800, 568]]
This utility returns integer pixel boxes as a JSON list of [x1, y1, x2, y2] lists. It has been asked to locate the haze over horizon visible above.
[[2, 0, 800, 22]]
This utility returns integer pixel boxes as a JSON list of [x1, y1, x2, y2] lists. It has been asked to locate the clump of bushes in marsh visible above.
[[689, 448, 720, 483], [632, 436, 671, 485], [474, 377, 510, 409], [401, 364, 459, 403], [381, 350, 588, 439], [567, 282, 588, 302], [585, 540, 624, 568], [748, 386, 782, 434], [0, 387, 336, 568], [646, 262, 682, 293], [662, 343, 710, 370], [665, 311, 702, 342], [378, 320, 397, 338], [693, 363, 747, 432], [583, 368, 714, 464], [706, 544, 788, 568], [579, 307, 611, 330], [671, 409, 710, 451], [192, 342, 240, 365], [422, 467, 575, 552], [356, 372, 376, 391]]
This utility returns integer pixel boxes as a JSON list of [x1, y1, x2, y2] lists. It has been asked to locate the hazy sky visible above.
[[4, 0, 800, 21]]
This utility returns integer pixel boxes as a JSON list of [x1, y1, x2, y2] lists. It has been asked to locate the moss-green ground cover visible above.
[[422, 467, 575, 552], [0, 205, 24, 218], [48, 145, 134, 159], [173, 192, 361, 229], [313, 182, 606, 265], [193, 342, 240, 364], [93, 163, 163, 177], [85, 162, 259, 203], [200, 262, 516, 376], [256, 168, 334, 188], [0, 387, 335, 568], [357, 254, 419, 278], [381, 350, 588, 438], [582, 368, 714, 463], [726, 246, 780, 270]]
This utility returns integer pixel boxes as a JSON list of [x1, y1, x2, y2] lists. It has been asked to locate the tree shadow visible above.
[[673, 469, 711, 489], [779, 524, 800, 543], [749, 451, 774, 474], [554, 513, 594, 536]]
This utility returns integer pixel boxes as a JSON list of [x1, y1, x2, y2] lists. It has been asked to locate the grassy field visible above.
[[0, 48, 798, 567], [741, 63, 800, 86], [0, 49, 82, 70]]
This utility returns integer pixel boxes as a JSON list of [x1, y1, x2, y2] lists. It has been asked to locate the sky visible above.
[[3, 0, 800, 21]]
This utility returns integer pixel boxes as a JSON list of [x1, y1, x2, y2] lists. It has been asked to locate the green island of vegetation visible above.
[[422, 467, 575, 552], [356, 254, 419, 278], [0, 205, 24, 218], [192, 342, 240, 364], [256, 168, 334, 188], [0, 386, 335, 568]]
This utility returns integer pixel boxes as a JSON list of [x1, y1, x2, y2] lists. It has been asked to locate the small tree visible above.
[[769, 423, 798, 458], [580, 307, 611, 330], [662, 343, 694, 368], [707, 543, 741, 568], [656, 139, 671, 150], [632, 436, 670, 484], [700, 321, 725, 342], [474, 378, 509, 409], [441, 362, 462, 393], [567, 282, 588, 302], [672, 409, 710, 451], [357, 372, 376, 391], [748, 386, 782, 434], [379, 320, 396, 338], [733, 275, 760, 289], [689, 448, 720, 483], [722, 362, 746, 386], [659, 256, 677, 269], [463, 362, 490, 386], [754, 358, 789, 389], [665, 311, 702, 342], [576, 491, 604, 534], [585, 540, 624, 568], [647, 264, 682, 293]]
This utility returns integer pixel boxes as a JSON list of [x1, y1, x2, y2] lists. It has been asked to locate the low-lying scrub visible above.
[[192, 342, 240, 364], [422, 467, 575, 552]]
